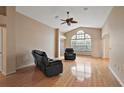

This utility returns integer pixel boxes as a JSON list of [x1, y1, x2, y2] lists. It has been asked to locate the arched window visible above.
[[71, 30, 91, 51]]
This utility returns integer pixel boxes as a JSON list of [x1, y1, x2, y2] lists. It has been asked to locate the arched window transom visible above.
[[71, 30, 91, 51]]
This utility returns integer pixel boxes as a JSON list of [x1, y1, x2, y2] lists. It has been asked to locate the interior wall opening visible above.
[[0, 25, 6, 75]]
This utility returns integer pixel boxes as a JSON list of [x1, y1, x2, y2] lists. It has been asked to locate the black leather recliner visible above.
[[32, 50, 63, 77], [64, 48, 76, 60]]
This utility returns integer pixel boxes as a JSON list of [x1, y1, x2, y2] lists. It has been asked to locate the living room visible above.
[[0, 6, 124, 88]]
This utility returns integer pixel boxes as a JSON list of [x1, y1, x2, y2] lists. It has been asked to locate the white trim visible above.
[[1, 63, 35, 75], [16, 63, 35, 70], [2, 70, 16, 76], [108, 65, 124, 87]]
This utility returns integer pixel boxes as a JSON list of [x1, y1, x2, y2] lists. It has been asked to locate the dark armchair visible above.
[[64, 48, 76, 60], [32, 50, 63, 77]]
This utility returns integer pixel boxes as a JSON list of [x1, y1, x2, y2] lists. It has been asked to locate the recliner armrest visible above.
[[48, 58, 53, 61], [48, 60, 62, 66]]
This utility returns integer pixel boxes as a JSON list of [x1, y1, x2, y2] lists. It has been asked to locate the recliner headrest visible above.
[[32, 50, 48, 58], [65, 48, 74, 53]]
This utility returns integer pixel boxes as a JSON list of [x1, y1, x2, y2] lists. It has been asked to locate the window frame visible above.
[[71, 31, 92, 52]]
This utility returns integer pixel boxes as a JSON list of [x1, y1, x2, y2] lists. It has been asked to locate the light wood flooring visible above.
[[0, 56, 121, 87]]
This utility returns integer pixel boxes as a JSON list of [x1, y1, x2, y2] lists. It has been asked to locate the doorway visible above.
[[0, 25, 6, 74], [102, 34, 110, 59], [0, 26, 2, 72]]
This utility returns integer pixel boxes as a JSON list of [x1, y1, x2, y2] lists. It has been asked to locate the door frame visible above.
[[0, 25, 7, 75]]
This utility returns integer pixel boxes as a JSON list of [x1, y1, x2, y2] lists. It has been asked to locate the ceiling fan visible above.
[[60, 11, 78, 26]]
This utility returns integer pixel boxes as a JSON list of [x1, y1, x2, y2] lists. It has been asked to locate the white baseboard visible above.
[[16, 63, 35, 70], [2, 70, 16, 76], [1, 63, 34, 75], [108, 65, 124, 87]]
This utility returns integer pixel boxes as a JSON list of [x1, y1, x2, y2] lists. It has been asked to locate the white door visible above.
[[0, 27, 2, 72]]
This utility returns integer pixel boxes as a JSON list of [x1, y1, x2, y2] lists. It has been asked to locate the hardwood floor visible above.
[[0, 56, 121, 87]]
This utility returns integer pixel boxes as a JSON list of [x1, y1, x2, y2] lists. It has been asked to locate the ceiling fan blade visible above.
[[71, 20, 78, 23], [61, 22, 66, 24], [60, 19, 66, 21], [69, 18, 73, 21]]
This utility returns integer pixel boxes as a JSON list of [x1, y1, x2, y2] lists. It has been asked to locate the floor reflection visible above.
[[71, 62, 91, 81]]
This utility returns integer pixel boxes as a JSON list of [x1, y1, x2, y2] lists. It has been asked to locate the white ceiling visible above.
[[16, 6, 112, 32]]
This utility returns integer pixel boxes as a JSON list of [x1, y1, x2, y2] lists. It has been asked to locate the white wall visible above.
[[64, 27, 102, 57], [102, 6, 124, 86]]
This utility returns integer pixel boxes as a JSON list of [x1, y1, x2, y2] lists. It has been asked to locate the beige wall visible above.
[[15, 12, 56, 69], [102, 6, 124, 86], [5, 7, 16, 75], [1, 27, 7, 73], [102, 10, 111, 59], [64, 27, 102, 57], [0, 15, 7, 26], [0, 6, 6, 16], [102, 34, 109, 58], [0, 6, 17, 75], [60, 32, 66, 56], [0, 7, 7, 74], [0, 7, 57, 75]]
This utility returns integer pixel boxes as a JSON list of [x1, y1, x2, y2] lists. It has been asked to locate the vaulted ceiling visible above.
[[16, 6, 112, 32]]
